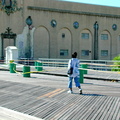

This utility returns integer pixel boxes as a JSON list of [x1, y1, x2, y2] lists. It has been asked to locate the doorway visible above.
[[0, 27, 16, 60]]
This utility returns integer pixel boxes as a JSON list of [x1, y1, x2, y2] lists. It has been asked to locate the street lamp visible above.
[[26, 16, 33, 29], [25, 16, 33, 58], [94, 21, 99, 30]]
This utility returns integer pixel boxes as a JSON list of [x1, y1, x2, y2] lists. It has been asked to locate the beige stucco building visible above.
[[1, 0, 120, 60]]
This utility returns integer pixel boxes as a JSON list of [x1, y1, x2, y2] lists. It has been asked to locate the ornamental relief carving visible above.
[[0, 0, 22, 15]]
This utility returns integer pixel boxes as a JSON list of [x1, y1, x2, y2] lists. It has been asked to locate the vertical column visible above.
[[1, 37, 4, 60], [25, 29, 31, 58], [94, 21, 99, 60], [14, 36, 16, 46]]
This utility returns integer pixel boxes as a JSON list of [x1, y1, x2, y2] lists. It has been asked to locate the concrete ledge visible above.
[[0, 107, 43, 120], [28, 6, 120, 18]]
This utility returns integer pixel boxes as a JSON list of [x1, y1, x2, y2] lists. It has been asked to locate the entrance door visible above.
[[0, 27, 16, 59]]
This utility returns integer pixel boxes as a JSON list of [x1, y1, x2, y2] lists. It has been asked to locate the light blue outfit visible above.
[[68, 58, 80, 88]]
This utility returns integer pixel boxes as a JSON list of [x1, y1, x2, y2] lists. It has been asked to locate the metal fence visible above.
[[4, 58, 120, 71], [38, 58, 120, 71]]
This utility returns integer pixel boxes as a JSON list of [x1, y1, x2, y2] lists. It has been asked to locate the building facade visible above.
[[1, 0, 120, 60]]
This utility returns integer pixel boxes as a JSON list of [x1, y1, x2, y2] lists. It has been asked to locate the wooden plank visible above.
[[0, 78, 120, 120], [106, 97, 118, 120], [52, 95, 94, 120], [42, 92, 81, 119], [77, 96, 107, 120], [112, 98, 120, 120], [68, 96, 104, 120], [100, 97, 115, 120], [91, 96, 113, 120]]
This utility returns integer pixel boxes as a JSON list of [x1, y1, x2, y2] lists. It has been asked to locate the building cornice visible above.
[[28, 6, 120, 18]]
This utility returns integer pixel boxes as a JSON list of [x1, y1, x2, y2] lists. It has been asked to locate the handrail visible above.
[[3, 58, 120, 71]]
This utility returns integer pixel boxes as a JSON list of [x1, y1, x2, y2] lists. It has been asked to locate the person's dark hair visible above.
[[74, 52, 77, 57], [72, 54, 75, 58], [72, 52, 77, 58]]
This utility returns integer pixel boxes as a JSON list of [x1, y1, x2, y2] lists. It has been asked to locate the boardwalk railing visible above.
[[2, 58, 120, 71], [38, 58, 120, 71]]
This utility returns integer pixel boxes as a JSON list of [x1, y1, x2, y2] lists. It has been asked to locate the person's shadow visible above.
[[81, 93, 105, 96], [73, 92, 105, 96]]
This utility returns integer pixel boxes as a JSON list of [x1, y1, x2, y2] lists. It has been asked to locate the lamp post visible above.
[[25, 16, 32, 59], [94, 21, 99, 60]]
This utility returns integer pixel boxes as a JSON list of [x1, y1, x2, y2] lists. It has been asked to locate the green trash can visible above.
[[81, 64, 88, 74], [34, 61, 38, 69], [79, 69, 84, 83], [9, 63, 16, 73], [37, 62, 43, 71], [23, 66, 30, 77]]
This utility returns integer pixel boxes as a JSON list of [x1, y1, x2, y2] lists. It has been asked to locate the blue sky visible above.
[[60, 0, 120, 7]]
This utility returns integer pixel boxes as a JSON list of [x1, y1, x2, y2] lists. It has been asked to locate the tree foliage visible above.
[[112, 55, 120, 71]]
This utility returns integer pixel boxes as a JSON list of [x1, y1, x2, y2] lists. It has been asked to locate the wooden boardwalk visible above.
[[0, 70, 120, 120], [1, 64, 120, 81]]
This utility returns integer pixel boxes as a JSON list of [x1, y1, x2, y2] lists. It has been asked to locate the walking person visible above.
[[67, 52, 82, 94]]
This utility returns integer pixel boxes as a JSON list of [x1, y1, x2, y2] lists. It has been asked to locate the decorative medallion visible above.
[[0, 0, 22, 15], [73, 21, 79, 29], [112, 24, 117, 31], [51, 19, 57, 27]]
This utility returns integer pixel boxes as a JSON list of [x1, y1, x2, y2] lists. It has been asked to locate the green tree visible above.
[[112, 55, 120, 71]]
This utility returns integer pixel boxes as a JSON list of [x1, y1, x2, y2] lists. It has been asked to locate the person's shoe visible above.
[[67, 90, 73, 94], [79, 89, 82, 94]]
